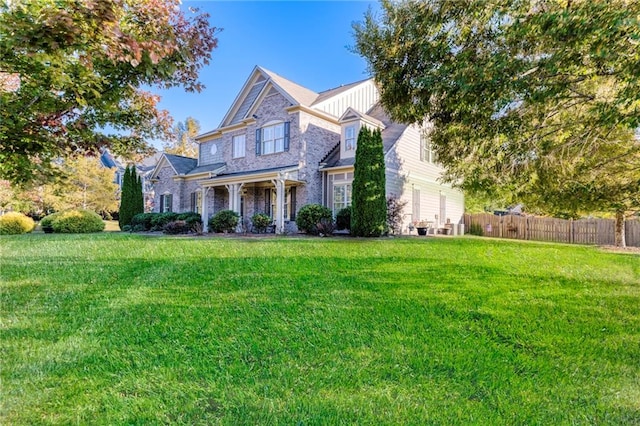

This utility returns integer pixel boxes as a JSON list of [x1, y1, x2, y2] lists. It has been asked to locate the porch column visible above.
[[272, 178, 285, 234], [201, 187, 209, 230], [225, 183, 244, 215]]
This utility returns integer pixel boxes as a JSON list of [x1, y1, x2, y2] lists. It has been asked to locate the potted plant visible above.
[[416, 220, 429, 236]]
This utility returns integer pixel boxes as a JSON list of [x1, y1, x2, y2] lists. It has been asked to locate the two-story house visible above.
[[150, 66, 464, 234]]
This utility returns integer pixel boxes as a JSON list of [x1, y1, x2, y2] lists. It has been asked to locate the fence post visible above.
[[570, 218, 574, 244]]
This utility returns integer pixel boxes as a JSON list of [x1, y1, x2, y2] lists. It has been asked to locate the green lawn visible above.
[[1, 234, 638, 425]]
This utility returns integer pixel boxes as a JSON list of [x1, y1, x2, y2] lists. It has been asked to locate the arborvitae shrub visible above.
[[208, 210, 239, 233], [0, 212, 35, 235], [50, 210, 105, 233], [351, 127, 387, 237], [336, 206, 352, 231], [296, 204, 333, 235], [251, 213, 272, 233], [118, 166, 134, 229]]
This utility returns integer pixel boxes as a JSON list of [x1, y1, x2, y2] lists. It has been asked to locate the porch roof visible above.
[[199, 164, 302, 187]]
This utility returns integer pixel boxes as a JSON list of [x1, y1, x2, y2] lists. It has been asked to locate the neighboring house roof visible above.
[[100, 148, 161, 177], [138, 152, 163, 170], [100, 149, 119, 169]]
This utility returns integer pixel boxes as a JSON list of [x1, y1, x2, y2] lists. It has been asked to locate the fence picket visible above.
[[463, 214, 639, 247]]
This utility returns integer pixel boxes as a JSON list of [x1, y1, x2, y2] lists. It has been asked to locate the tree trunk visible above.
[[614, 210, 626, 248]]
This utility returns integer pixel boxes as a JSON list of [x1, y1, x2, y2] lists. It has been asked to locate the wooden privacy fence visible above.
[[464, 214, 640, 247]]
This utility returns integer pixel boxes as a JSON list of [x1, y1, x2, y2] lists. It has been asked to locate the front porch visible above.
[[198, 166, 302, 234]]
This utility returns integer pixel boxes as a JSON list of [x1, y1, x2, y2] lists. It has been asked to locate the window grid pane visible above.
[[262, 123, 285, 155], [233, 135, 245, 158]]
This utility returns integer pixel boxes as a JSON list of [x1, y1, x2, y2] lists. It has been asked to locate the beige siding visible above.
[[385, 125, 464, 233], [315, 80, 379, 118]]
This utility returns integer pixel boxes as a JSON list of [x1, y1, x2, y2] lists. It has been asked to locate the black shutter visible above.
[[255, 128, 261, 156], [290, 186, 296, 220], [283, 121, 290, 151], [160, 195, 165, 213]]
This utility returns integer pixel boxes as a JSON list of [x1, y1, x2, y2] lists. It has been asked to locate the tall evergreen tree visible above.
[[118, 165, 134, 229], [134, 173, 144, 216], [351, 127, 387, 237]]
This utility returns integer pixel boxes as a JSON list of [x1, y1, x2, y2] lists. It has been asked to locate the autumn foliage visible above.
[[0, 0, 219, 184]]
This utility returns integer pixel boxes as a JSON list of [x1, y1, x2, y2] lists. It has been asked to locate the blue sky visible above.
[[153, 1, 378, 145]]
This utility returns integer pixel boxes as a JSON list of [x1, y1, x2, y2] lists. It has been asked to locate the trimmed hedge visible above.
[[130, 212, 202, 232], [208, 210, 239, 233], [0, 212, 35, 235], [42, 210, 105, 233], [296, 204, 333, 235]]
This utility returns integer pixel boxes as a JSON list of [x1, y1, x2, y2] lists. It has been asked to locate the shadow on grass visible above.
[[2, 235, 639, 424]]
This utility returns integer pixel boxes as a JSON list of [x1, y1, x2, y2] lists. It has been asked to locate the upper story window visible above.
[[345, 125, 356, 151], [232, 134, 246, 158], [420, 132, 437, 164], [255, 121, 290, 156]]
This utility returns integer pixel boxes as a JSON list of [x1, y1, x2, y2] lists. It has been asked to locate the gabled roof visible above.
[[165, 154, 198, 175], [150, 153, 198, 179], [216, 66, 320, 130], [338, 107, 385, 129], [260, 67, 319, 107], [320, 103, 409, 170]]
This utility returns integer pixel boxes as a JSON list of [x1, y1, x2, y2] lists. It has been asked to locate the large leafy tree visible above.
[[163, 116, 200, 158], [351, 126, 387, 237], [1, 155, 119, 217], [354, 0, 640, 246], [0, 0, 218, 184], [56, 156, 119, 216]]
